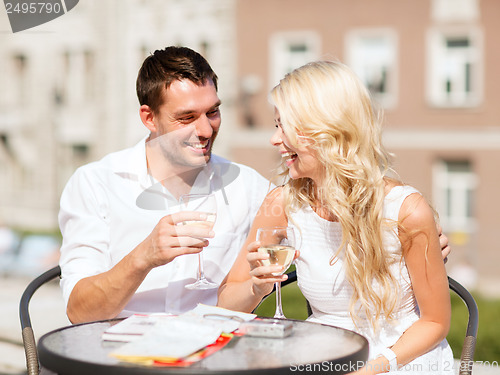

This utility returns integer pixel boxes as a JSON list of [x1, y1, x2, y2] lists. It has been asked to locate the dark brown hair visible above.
[[136, 46, 218, 114]]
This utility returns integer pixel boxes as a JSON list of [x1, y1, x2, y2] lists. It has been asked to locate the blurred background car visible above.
[[0, 231, 60, 278]]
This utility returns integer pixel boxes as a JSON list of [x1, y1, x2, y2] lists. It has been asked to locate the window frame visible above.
[[426, 26, 483, 108], [269, 31, 321, 89], [432, 159, 478, 233], [345, 28, 399, 110]]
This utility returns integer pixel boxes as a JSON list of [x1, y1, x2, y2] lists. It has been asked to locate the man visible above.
[[59, 46, 271, 323]]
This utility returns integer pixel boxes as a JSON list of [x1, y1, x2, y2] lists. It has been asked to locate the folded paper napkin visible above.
[[102, 313, 174, 342], [111, 318, 222, 360], [109, 304, 256, 362]]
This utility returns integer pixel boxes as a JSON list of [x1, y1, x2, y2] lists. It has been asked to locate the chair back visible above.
[[448, 276, 478, 375], [19, 265, 62, 375]]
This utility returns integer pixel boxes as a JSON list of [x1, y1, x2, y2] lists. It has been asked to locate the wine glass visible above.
[[256, 226, 297, 319], [180, 193, 218, 290]]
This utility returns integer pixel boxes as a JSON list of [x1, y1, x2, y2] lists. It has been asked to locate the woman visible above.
[[218, 61, 454, 374]]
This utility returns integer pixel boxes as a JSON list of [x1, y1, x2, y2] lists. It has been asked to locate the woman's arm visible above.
[[358, 193, 451, 374], [217, 187, 289, 312], [392, 193, 451, 364]]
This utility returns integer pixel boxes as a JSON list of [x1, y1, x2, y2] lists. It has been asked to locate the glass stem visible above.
[[274, 281, 285, 319], [198, 251, 207, 281]]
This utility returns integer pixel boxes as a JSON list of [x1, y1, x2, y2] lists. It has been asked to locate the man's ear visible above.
[[139, 105, 157, 132]]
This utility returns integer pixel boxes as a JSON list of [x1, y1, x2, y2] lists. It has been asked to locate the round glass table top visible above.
[[39, 318, 368, 375]]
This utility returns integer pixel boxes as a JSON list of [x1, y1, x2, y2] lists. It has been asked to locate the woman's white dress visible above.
[[290, 185, 454, 374]]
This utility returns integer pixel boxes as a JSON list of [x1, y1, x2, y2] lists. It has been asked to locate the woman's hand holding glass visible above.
[[248, 226, 299, 319], [246, 241, 287, 297]]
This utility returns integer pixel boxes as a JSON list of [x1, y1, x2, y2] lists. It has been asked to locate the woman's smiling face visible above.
[[270, 108, 321, 182]]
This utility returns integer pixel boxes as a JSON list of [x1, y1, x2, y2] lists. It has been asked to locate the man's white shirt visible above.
[[59, 138, 271, 316]]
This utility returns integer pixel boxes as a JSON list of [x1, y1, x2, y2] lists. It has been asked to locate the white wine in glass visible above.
[[258, 245, 296, 276], [256, 227, 297, 319], [180, 193, 218, 290]]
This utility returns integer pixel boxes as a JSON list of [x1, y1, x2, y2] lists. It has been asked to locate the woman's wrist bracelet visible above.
[[379, 347, 398, 371]]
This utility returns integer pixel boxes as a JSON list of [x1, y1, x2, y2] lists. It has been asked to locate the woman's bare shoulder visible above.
[[383, 177, 404, 195]]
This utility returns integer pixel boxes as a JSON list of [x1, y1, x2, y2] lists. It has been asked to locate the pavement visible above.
[[0, 275, 498, 375]]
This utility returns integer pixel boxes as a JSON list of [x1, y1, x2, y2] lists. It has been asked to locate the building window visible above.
[[433, 160, 477, 232], [83, 49, 95, 101], [72, 143, 89, 159], [346, 29, 398, 109], [269, 31, 321, 88], [12, 54, 28, 104], [56, 49, 96, 106], [0, 134, 11, 156], [431, 0, 479, 23], [199, 41, 210, 59], [427, 27, 483, 107]]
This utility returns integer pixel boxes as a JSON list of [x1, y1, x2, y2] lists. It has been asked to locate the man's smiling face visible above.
[[151, 78, 221, 172]]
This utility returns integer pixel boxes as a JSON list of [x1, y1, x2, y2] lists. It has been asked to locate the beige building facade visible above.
[[0, 0, 238, 230], [228, 0, 500, 292]]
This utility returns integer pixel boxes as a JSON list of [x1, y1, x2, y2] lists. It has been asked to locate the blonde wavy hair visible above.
[[270, 60, 399, 329]]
